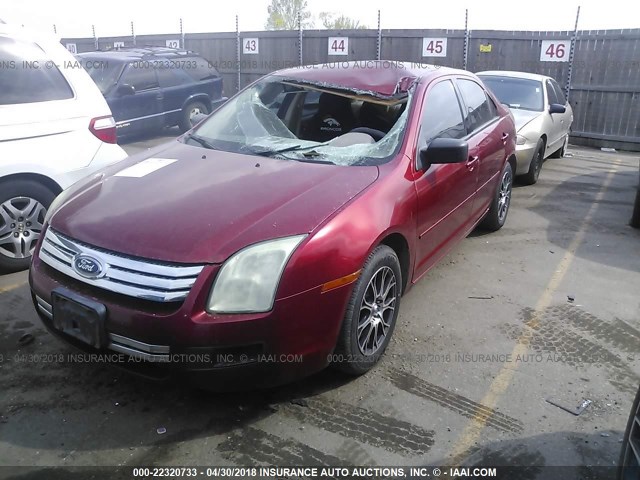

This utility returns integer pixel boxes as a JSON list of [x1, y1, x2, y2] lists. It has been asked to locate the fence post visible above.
[[298, 11, 303, 66], [377, 10, 382, 61], [463, 9, 469, 70], [566, 5, 581, 100], [236, 15, 241, 92], [180, 18, 185, 49], [92, 24, 98, 50], [131, 21, 136, 46]]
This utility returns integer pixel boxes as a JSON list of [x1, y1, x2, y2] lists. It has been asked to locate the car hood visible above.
[[510, 109, 542, 131], [50, 140, 379, 264]]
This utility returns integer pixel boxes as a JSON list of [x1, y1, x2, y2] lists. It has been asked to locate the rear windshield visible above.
[[479, 75, 544, 112], [81, 59, 125, 94]]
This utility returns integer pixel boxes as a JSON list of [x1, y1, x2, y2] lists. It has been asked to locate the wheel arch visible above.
[[379, 232, 411, 296], [0, 173, 62, 196], [181, 93, 212, 112]]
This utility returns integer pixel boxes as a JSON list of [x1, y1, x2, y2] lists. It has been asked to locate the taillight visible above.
[[89, 116, 117, 144]]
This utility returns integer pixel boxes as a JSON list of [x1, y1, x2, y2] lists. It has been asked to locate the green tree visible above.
[[266, 0, 313, 30], [319, 12, 368, 30]]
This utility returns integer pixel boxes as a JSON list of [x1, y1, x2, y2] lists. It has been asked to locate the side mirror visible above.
[[116, 83, 135, 96], [549, 103, 566, 114], [418, 138, 469, 170]]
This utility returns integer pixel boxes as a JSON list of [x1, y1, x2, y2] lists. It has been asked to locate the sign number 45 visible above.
[[422, 38, 447, 58]]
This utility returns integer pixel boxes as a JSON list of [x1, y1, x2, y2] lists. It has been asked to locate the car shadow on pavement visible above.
[[529, 167, 640, 273]]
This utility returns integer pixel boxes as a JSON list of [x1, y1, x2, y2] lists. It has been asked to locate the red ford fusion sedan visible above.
[[30, 61, 516, 389]]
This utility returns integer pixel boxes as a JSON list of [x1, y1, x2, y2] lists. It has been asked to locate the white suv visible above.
[[0, 25, 127, 273]]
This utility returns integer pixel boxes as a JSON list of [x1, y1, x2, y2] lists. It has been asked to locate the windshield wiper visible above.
[[186, 133, 217, 150], [247, 144, 312, 156]]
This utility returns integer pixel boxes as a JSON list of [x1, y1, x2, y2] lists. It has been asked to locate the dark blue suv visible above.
[[79, 47, 226, 139]]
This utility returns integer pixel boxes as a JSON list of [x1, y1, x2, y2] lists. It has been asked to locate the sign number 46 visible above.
[[540, 40, 569, 62]]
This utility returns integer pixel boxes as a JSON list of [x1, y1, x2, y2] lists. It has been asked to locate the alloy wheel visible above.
[[357, 266, 397, 356], [498, 170, 512, 222], [0, 197, 46, 259]]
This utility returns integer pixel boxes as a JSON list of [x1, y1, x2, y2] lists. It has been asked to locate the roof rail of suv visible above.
[[94, 46, 196, 57]]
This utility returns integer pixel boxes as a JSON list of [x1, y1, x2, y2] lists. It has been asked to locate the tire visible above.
[[0, 180, 57, 273], [550, 134, 568, 158], [521, 138, 545, 185], [617, 384, 640, 480], [480, 162, 513, 232], [179, 101, 209, 133], [333, 245, 402, 375]]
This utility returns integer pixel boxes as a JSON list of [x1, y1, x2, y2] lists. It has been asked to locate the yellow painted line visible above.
[[0, 281, 27, 294], [449, 162, 622, 463]]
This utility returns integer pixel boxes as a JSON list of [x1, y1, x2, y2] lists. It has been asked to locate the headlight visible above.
[[516, 134, 527, 145], [207, 235, 307, 314]]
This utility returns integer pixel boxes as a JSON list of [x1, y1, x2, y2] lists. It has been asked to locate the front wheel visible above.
[[480, 162, 513, 232], [521, 138, 544, 185], [0, 180, 56, 273], [179, 101, 209, 132], [333, 245, 402, 375]]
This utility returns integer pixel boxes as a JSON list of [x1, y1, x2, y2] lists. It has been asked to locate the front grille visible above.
[[39, 229, 204, 302]]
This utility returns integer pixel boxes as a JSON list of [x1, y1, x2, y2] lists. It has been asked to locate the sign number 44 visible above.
[[328, 37, 348, 56]]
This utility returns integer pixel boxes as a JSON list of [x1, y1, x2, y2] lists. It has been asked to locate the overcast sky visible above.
[[3, 0, 639, 38]]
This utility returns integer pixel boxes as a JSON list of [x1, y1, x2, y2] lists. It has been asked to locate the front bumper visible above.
[[29, 249, 353, 390], [514, 142, 537, 176]]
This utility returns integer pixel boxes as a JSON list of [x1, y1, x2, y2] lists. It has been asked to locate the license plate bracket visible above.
[[51, 288, 107, 348]]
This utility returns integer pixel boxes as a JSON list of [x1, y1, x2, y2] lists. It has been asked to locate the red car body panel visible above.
[[51, 142, 379, 264], [29, 62, 516, 388]]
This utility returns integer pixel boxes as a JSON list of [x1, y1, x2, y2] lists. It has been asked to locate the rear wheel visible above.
[[0, 180, 56, 273], [521, 138, 545, 185], [480, 162, 513, 232], [179, 101, 209, 132], [333, 245, 402, 375]]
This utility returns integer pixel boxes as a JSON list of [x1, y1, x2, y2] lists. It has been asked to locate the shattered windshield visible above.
[[187, 77, 411, 166]]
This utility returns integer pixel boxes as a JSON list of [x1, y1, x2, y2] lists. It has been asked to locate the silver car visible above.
[[477, 71, 573, 185]]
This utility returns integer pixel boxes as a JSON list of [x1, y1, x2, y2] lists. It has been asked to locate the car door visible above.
[[109, 64, 162, 136], [544, 79, 565, 153], [550, 79, 573, 138], [413, 79, 477, 277], [156, 67, 194, 127], [455, 78, 506, 218]]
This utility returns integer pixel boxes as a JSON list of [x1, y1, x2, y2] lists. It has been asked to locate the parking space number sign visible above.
[[328, 37, 348, 56], [243, 38, 259, 54], [166, 39, 180, 48], [540, 40, 569, 62], [422, 38, 447, 57]]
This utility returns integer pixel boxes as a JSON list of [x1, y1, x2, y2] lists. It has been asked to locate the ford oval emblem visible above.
[[73, 255, 104, 279]]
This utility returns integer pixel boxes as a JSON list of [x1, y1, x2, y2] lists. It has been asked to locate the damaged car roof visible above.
[[273, 60, 452, 98]]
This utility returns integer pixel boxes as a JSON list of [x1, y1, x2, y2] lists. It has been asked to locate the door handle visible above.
[[466, 155, 479, 171], [501, 132, 510, 142]]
